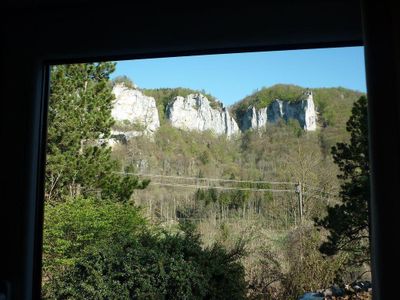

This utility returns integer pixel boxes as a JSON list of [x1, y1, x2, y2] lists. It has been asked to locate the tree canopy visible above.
[[46, 63, 148, 203], [43, 198, 246, 299], [43, 63, 247, 299], [315, 96, 370, 265]]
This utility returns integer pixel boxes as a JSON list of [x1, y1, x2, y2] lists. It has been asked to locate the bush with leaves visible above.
[[111, 75, 136, 89], [281, 226, 347, 299], [247, 225, 347, 300], [42, 197, 146, 297], [43, 201, 246, 299]]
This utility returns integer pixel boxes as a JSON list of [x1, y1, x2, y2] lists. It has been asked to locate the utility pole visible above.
[[296, 182, 303, 224], [297, 181, 304, 262]]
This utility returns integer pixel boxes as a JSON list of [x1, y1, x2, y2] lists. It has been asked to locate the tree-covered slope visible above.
[[230, 84, 364, 129]]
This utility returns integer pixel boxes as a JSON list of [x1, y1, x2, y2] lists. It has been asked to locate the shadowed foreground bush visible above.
[[42, 198, 246, 299]]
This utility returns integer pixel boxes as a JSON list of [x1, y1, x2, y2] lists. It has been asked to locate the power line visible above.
[[115, 172, 340, 196], [116, 172, 297, 185], [149, 182, 296, 193], [302, 184, 340, 196]]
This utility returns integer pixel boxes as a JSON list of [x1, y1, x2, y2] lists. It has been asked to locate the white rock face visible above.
[[241, 91, 317, 131], [240, 106, 268, 131], [166, 94, 240, 137], [301, 91, 317, 131], [111, 84, 160, 135], [108, 85, 316, 147], [223, 107, 241, 137]]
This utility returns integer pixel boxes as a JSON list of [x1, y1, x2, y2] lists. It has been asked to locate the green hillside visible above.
[[111, 117, 347, 299], [230, 84, 364, 128], [227, 84, 364, 154], [231, 84, 307, 114], [110, 84, 369, 299], [45, 65, 370, 300]]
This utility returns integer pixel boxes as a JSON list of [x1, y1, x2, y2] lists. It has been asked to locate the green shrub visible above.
[[111, 75, 136, 89], [42, 198, 246, 299]]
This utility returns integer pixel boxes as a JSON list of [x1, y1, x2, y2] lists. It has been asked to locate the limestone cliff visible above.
[[111, 84, 160, 138], [240, 91, 317, 131], [166, 94, 240, 137], [110, 85, 317, 143]]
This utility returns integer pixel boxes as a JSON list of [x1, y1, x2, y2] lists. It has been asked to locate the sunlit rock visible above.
[[111, 83, 160, 136], [240, 91, 317, 131], [166, 93, 240, 137]]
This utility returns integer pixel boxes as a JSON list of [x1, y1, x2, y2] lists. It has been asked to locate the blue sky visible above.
[[112, 47, 366, 106]]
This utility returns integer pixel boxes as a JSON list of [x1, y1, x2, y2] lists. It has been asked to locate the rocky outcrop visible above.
[[166, 94, 240, 137], [240, 106, 268, 131], [240, 91, 317, 131], [110, 85, 317, 144], [111, 84, 160, 136]]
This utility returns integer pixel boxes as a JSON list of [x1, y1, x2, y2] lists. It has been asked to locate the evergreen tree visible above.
[[45, 63, 148, 202], [315, 96, 370, 265]]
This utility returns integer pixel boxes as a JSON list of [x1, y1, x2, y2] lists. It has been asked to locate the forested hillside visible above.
[[43, 66, 371, 299], [231, 84, 363, 145], [231, 84, 363, 126], [109, 83, 370, 298]]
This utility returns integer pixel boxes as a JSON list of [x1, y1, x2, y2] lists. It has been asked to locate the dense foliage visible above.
[[43, 63, 247, 299], [114, 121, 340, 225], [111, 75, 137, 89], [46, 63, 148, 203], [44, 63, 370, 299], [315, 96, 370, 266], [232, 84, 305, 112], [111, 85, 371, 298], [43, 198, 246, 299]]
